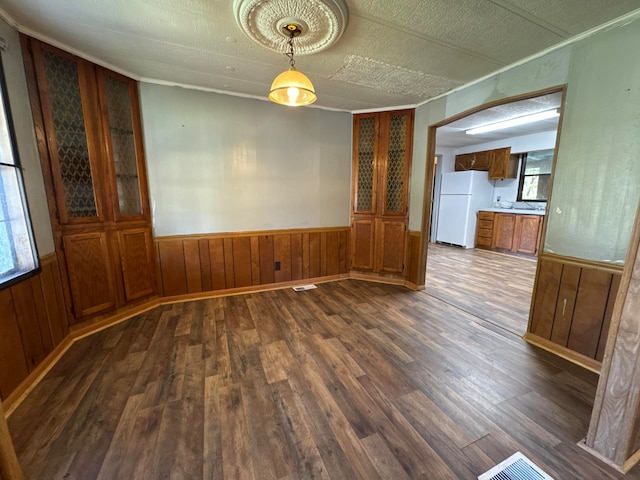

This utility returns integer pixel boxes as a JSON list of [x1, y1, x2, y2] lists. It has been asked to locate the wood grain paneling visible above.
[[157, 241, 187, 297], [0, 255, 68, 400], [527, 253, 623, 364], [550, 265, 581, 346], [118, 228, 156, 301], [405, 231, 421, 285], [155, 227, 350, 299], [568, 270, 612, 358], [0, 290, 30, 399]]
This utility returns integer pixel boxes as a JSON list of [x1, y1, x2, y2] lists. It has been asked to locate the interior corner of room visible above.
[[1, 2, 640, 479]]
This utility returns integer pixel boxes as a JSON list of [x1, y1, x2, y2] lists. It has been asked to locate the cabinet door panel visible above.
[[455, 154, 471, 171], [493, 213, 515, 250], [63, 232, 116, 317], [515, 215, 541, 255], [118, 228, 156, 302], [352, 218, 375, 271], [377, 219, 406, 273]]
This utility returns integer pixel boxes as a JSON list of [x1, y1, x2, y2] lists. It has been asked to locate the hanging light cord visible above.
[[285, 32, 296, 67]]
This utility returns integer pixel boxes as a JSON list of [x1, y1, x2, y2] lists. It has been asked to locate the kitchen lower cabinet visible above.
[[476, 211, 543, 257]]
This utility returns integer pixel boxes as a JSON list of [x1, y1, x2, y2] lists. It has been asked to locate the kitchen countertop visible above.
[[482, 207, 545, 215]]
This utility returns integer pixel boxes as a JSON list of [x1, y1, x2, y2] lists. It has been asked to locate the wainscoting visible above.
[[0, 254, 68, 401], [155, 227, 351, 299], [525, 252, 623, 372]]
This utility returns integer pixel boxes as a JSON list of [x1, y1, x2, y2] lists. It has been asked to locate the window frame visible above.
[[516, 149, 553, 203], [0, 55, 40, 289]]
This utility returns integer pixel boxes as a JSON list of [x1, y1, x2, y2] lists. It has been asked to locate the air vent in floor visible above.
[[478, 452, 554, 480], [292, 284, 317, 292]]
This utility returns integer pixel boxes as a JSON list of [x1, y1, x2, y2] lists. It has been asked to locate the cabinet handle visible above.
[[562, 298, 567, 316]]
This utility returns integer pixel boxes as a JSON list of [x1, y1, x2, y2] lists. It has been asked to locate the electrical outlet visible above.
[[274, 261, 281, 271]]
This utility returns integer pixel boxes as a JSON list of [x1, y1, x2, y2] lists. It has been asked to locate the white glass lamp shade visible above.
[[269, 66, 317, 106]]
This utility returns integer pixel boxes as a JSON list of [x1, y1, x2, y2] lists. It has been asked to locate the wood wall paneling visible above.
[[209, 239, 226, 291], [527, 254, 623, 365], [596, 275, 621, 362], [199, 239, 212, 292], [155, 228, 350, 299], [567, 270, 612, 358], [529, 258, 562, 339], [0, 256, 68, 400], [274, 235, 292, 284], [183, 239, 203, 293], [405, 231, 421, 285], [0, 290, 30, 399], [290, 234, 303, 281], [9, 281, 46, 370], [158, 240, 187, 297], [232, 237, 253, 287], [549, 264, 581, 346]]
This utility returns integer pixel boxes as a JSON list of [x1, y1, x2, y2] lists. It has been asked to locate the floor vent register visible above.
[[292, 284, 318, 292], [478, 452, 554, 480]]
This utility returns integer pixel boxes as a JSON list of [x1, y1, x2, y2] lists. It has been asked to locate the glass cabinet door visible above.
[[353, 114, 378, 215], [35, 44, 102, 223], [382, 111, 411, 216], [98, 70, 146, 219]]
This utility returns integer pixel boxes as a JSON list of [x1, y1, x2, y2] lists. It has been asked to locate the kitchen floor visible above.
[[425, 243, 537, 336]]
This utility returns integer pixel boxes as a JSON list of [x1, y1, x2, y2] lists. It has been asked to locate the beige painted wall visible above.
[[140, 83, 353, 237]]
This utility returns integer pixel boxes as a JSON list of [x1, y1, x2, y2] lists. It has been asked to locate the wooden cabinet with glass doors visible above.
[[351, 109, 414, 275], [21, 36, 156, 323]]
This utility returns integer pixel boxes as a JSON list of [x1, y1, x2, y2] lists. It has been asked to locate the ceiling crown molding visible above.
[[233, 0, 349, 56]]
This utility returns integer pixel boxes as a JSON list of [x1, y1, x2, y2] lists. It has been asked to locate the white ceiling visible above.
[[1, 1, 639, 112]]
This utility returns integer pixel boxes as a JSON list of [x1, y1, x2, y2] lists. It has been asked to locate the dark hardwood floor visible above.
[[426, 243, 537, 336], [8, 249, 640, 478]]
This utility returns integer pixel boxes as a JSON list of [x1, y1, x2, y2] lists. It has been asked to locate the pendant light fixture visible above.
[[269, 23, 317, 107]]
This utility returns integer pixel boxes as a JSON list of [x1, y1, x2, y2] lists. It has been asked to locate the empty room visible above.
[[1, 1, 640, 479]]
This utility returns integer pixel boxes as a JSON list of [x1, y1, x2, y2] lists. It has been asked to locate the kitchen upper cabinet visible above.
[[22, 36, 156, 323], [455, 148, 503, 172], [489, 147, 518, 179], [352, 109, 414, 274]]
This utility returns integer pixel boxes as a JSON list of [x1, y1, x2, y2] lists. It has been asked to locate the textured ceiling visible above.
[[436, 91, 562, 147], [0, 0, 639, 111]]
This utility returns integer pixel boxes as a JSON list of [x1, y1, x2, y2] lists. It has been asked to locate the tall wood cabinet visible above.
[[22, 37, 156, 324], [351, 109, 414, 275]]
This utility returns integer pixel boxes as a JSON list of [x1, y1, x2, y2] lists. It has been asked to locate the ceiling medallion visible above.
[[233, 0, 349, 55]]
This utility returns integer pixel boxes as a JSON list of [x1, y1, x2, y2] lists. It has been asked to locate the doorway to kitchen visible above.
[[421, 86, 566, 336]]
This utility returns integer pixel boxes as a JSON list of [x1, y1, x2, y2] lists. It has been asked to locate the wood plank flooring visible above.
[[426, 243, 537, 335], [8, 259, 640, 478]]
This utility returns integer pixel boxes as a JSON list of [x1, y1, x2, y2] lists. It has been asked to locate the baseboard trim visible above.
[[524, 333, 602, 374], [158, 274, 348, 304]]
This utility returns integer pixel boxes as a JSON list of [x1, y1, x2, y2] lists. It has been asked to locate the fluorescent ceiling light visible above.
[[466, 109, 559, 135]]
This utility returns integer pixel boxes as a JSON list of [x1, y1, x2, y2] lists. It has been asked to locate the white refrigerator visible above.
[[435, 170, 493, 248]]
